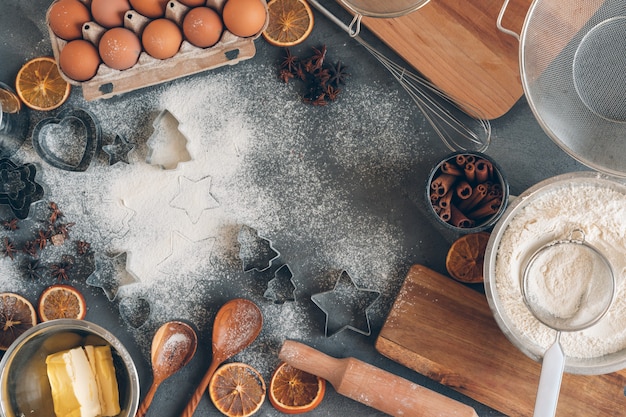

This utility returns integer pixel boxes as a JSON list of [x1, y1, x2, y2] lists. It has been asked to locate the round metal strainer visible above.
[[518, 0, 626, 177], [338, 0, 430, 18]]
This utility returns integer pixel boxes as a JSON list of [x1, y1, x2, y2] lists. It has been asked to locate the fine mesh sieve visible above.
[[500, 0, 626, 177], [338, 0, 430, 18]]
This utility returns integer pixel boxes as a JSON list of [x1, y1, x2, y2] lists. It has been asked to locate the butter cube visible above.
[[46, 345, 121, 417]]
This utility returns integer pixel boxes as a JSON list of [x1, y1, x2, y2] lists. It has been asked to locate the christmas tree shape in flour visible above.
[[146, 109, 191, 170]]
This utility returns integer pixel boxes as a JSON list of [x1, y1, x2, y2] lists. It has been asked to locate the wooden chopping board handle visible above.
[[279, 340, 478, 417]]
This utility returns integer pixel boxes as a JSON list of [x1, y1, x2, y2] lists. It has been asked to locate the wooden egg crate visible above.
[[47, 0, 268, 101]]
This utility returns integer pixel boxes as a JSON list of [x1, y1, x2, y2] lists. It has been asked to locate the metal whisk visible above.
[[308, 0, 492, 152]]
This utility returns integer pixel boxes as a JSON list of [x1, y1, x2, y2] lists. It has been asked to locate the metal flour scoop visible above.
[[521, 230, 616, 417]]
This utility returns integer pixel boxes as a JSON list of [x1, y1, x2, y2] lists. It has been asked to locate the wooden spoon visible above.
[[180, 298, 263, 417], [135, 321, 198, 417]]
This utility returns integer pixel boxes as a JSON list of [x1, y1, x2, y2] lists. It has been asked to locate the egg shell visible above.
[[91, 0, 132, 28], [59, 39, 101, 81], [178, 0, 207, 6], [183, 7, 223, 48], [142, 18, 183, 60], [222, 0, 267, 38], [99, 27, 142, 70], [48, 0, 92, 40], [129, 0, 169, 18]]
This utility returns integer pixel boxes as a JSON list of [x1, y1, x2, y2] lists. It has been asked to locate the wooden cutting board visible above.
[[357, 0, 532, 119], [375, 265, 626, 416]]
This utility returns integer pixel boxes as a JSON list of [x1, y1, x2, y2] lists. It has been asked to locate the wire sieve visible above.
[[338, 0, 430, 18], [498, 0, 626, 177], [308, 0, 492, 152], [521, 229, 615, 417]]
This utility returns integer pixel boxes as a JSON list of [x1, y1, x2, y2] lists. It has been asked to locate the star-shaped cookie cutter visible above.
[[103, 134, 135, 165], [86, 251, 139, 301], [311, 270, 380, 337]]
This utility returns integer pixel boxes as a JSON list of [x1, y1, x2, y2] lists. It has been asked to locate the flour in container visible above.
[[494, 181, 626, 359]]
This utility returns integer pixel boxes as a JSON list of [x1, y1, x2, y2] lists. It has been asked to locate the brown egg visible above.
[[222, 0, 267, 38], [142, 18, 182, 59], [178, 0, 206, 6], [99, 27, 142, 70], [129, 0, 169, 18], [91, 0, 131, 28], [59, 39, 101, 81], [183, 7, 223, 48], [48, 0, 92, 40]]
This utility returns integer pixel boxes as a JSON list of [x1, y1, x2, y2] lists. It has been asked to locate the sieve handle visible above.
[[308, 0, 362, 37], [533, 336, 565, 417], [497, 0, 520, 41]]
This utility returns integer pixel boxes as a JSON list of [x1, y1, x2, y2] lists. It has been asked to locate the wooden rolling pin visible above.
[[279, 340, 478, 417]]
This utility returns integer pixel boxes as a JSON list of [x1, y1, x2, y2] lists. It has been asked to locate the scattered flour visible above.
[[494, 178, 626, 359], [1, 56, 427, 373]]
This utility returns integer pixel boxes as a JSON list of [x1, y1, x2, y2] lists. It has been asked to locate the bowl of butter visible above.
[[0, 319, 139, 417]]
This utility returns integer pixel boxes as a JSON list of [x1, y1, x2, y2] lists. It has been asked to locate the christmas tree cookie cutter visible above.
[[264, 264, 296, 303], [0, 158, 44, 219], [146, 109, 191, 170], [237, 225, 280, 272]]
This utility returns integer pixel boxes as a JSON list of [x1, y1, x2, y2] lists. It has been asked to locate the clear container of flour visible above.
[[484, 171, 626, 375]]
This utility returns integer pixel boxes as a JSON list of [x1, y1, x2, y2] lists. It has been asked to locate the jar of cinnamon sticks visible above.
[[426, 152, 509, 232]]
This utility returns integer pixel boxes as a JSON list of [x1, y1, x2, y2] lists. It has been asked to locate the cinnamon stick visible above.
[[430, 173, 457, 197], [441, 161, 463, 176], [464, 163, 476, 183], [450, 204, 474, 228], [457, 183, 488, 212], [475, 159, 492, 183], [455, 180, 472, 200], [467, 198, 502, 220]]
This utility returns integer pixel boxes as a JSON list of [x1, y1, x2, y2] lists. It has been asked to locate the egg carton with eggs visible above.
[[47, 0, 268, 101]]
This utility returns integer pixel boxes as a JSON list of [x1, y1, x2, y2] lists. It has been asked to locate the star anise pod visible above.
[[50, 260, 72, 282], [34, 229, 50, 250], [76, 240, 91, 256], [280, 48, 299, 73], [328, 61, 349, 88], [21, 258, 45, 280], [2, 218, 19, 231], [22, 240, 39, 258], [310, 45, 327, 70], [2, 237, 17, 260], [325, 85, 341, 101], [55, 222, 75, 239], [279, 69, 295, 84], [48, 201, 64, 224]]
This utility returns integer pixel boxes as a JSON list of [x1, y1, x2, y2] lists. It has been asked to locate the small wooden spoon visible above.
[[180, 298, 263, 417], [135, 321, 198, 417]]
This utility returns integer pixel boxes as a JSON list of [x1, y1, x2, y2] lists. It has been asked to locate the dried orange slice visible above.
[[269, 362, 325, 414], [15, 56, 71, 111], [0, 293, 37, 350], [262, 0, 314, 47], [38, 284, 87, 322], [445, 231, 491, 283], [0, 87, 22, 113], [209, 362, 266, 417]]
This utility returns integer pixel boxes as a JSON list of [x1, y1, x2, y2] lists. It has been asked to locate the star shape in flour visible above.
[[169, 175, 219, 223], [86, 252, 140, 301], [311, 270, 380, 337], [157, 231, 216, 276]]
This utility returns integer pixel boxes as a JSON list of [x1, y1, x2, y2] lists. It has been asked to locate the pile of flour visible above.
[[494, 178, 626, 359]]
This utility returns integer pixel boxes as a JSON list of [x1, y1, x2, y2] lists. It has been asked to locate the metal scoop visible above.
[[521, 230, 615, 417]]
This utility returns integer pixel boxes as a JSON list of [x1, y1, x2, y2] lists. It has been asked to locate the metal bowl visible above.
[[484, 172, 626, 375], [0, 319, 139, 417]]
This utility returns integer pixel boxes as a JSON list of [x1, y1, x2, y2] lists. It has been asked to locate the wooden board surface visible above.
[[359, 0, 532, 119], [375, 265, 626, 416]]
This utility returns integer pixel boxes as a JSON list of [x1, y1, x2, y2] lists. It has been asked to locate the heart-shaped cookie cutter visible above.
[[32, 107, 102, 171]]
